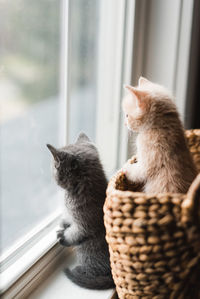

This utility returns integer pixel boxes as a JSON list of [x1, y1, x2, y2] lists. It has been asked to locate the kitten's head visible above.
[[47, 132, 98, 189], [122, 77, 178, 131]]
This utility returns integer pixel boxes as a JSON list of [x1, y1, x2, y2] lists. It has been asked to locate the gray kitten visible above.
[[47, 132, 114, 289]]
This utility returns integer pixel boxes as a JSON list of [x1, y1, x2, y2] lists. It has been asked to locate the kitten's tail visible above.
[[64, 266, 115, 290]]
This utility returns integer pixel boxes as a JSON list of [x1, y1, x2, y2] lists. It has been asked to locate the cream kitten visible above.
[[122, 77, 197, 193]]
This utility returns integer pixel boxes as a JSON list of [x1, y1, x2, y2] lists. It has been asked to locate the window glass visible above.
[[0, 0, 62, 253], [1, 0, 101, 256], [68, 0, 99, 142]]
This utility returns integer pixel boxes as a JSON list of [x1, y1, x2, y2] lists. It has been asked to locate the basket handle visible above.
[[182, 173, 200, 226]]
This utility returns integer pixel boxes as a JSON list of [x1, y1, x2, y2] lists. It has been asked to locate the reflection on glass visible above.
[[0, 0, 61, 252]]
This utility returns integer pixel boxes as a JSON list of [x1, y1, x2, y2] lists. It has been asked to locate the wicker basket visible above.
[[104, 129, 200, 299]]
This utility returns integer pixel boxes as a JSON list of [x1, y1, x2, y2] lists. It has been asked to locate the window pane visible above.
[[0, 0, 62, 253], [68, 0, 99, 142]]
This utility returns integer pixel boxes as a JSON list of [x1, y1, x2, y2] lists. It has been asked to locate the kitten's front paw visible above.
[[122, 162, 130, 173], [56, 229, 71, 247], [123, 163, 133, 180], [122, 162, 128, 174], [63, 223, 70, 229], [56, 229, 65, 244], [59, 238, 70, 246], [60, 219, 71, 230]]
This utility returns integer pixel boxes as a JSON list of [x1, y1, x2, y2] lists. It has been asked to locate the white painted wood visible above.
[[96, 0, 126, 174], [0, 227, 63, 297], [174, 0, 194, 120], [144, 0, 182, 91], [126, 0, 195, 157], [0, 207, 61, 270], [137, 0, 194, 119], [131, 0, 149, 85], [29, 253, 114, 299], [59, 0, 70, 145], [126, 0, 149, 159], [118, 0, 136, 167]]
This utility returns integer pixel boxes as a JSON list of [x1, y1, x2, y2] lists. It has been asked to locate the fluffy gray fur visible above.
[[47, 132, 114, 289]]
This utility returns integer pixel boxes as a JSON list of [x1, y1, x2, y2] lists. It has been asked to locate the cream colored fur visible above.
[[122, 77, 197, 193]]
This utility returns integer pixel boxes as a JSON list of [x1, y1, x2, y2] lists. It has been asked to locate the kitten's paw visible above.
[[59, 237, 72, 247], [122, 162, 130, 174], [122, 163, 128, 174], [63, 223, 70, 229], [56, 229, 64, 240], [60, 236, 87, 247], [57, 234, 70, 247], [56, 229, 71, 246], [60, 219, 71, 230], [122, 167, 126, 174], [123, 163, 133, 180]]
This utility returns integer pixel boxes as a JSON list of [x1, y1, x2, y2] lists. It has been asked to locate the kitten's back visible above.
[[123, 78, 198, 194]]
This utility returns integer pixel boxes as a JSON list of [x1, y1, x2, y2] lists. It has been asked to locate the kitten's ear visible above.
[[46, 144, 60, 165], [138, 76, 150, 86], [124, 84, 147, 109], [76, 132, 91, 143]]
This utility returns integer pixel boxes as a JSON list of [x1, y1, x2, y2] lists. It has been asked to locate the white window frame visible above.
[[96, 0, 136, 172], [0, 0, 196, 296], [140, 0, 194, 120]]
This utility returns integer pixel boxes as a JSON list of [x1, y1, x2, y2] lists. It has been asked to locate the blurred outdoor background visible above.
[[0, 0, 99, 252]]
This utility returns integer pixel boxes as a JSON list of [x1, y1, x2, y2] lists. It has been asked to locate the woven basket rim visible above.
[[185, 129, 200, 136], [107, 170, 188, 199]]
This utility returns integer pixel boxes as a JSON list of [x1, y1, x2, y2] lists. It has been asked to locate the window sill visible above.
[[1, 217, 115, 299], [2, 243, 115, 299], [29, 250, 114, 299], [0, 209, 66, 298]]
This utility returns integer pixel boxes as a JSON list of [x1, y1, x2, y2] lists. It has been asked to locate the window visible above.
[[0, 0, 196, 296], [0, 0, 101, 259], [0, 0, 63, 292], [1, 0, 62, 254], [0, 0, 130, 294]]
